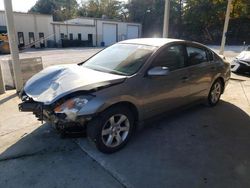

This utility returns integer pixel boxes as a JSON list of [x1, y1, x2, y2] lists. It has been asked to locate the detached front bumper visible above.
[[19, 100, 52, 122], [19, 100, 91, 132], [18, 90, 95, 134], [19, 101, 42, 112]]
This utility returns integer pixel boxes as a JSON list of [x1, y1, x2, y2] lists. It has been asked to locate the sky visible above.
[[0, 0, 38, 12], [0, 0, 127, 13], [0, 0, 82, 12]]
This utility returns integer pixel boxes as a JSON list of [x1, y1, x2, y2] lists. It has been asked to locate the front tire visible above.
[[207, 80, 223, 106], [87, 106, 134, 153]]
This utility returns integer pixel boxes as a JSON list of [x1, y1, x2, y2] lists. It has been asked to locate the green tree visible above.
[[183, 0, 250, 43], [182, 0, 226, 41], [29, 0, 78, 21], [231, 0, 250, 18], [29, 0, 57, 15], [29, 0, 250, 44], [127, 0, 182, 37], [77, 0, 127, 20]]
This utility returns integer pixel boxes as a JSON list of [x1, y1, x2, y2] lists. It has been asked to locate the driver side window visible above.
[[153, 44, 186, 71]]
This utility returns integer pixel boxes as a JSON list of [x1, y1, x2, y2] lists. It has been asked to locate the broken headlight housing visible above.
[[54, 96, 93, 120]]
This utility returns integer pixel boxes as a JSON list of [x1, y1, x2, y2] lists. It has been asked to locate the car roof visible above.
[[119, 38, 184, 47]]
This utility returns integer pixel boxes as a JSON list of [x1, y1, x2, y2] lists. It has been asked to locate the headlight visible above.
[[54, 96, 92, 114]]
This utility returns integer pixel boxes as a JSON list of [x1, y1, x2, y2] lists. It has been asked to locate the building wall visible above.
[[53, 23, 96, 46], [63, 17, 142, 46], [96, 20, 141, 46], [0, 11, 141, 48], [0, 11, 53, 48], [66, 18, 95, 25]]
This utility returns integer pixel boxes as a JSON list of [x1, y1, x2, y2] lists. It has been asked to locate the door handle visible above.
[[181, 76, 189, 82], [190, 73, 197, 78]]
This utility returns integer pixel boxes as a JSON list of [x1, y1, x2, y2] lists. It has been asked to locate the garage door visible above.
[[103, 24, 117, 46], [127, 25, 139, 39]]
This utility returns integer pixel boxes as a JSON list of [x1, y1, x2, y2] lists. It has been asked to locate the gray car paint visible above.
[[24, 64, 126, 105], [22, 38, 231, 122]]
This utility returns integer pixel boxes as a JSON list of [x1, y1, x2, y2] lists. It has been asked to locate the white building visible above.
[[0, 10, 53, 48], [0, 11, 142, 48]]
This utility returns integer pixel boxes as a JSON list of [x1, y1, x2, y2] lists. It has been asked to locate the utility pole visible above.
[[219, 0, 232, 55], [0, 64, 5, 94], [4, 0, 23, 92], [163, 0, 170, 38]]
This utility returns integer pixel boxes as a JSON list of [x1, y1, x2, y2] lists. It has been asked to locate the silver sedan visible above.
[[19, 38, 231, 153]]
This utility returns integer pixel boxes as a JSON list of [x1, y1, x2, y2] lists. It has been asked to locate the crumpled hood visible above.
[[24, 64, 126, 104], [237, 51, 250, 62]]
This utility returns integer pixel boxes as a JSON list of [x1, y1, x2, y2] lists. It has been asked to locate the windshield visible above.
[[82, 43, 156, 76]]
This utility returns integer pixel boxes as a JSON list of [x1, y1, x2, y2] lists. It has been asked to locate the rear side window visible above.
[[213, 53, 224, 63], [187, 46, 208, 66], [153, 45, 186, 71], [206, 50, 214, 61]]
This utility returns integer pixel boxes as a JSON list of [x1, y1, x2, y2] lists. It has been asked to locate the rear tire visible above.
[[207, 80, 223, 106], [87, 106, 134, 153]]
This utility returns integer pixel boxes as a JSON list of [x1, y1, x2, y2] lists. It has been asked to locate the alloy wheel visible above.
[[101, 114, 130, 148], [210, 82, 222, 104]]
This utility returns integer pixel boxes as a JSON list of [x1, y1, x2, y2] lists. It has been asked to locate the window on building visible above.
[[60, 33, 64, 39], [78, 33, 82, 40], [69, 33, 73, 40], [39, 32, 45, 48], [88, 34, 93, 46], [17, 32, 25, 47], [28, 32, 35, 48], [88, 34, 93, 42]]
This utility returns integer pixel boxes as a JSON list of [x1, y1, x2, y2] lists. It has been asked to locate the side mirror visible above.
[[147, 66, 170, 76]]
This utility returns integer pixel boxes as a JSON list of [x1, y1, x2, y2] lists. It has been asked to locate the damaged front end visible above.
[[17, 64, 126, 135], [18, 91, 93, 133]]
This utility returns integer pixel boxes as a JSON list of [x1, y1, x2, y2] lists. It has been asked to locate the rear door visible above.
[[185, 44, 215, 101]]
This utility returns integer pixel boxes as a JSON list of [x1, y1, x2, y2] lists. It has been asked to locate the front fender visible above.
[[77, 95, 141, 119]]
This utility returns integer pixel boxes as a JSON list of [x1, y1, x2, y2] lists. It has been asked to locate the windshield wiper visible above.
[[85, 65, 128, 76], [108, 69, 128, 76]]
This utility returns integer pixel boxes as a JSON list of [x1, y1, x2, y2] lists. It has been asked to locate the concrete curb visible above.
[[74, 139, 134, 188]]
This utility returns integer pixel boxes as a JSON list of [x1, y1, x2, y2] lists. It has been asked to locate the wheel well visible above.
[[215, 77, 225, 92], [104, 102, 139, 123]]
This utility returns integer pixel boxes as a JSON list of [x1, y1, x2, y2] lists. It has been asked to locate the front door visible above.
[[142, 44, 191, 118]]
